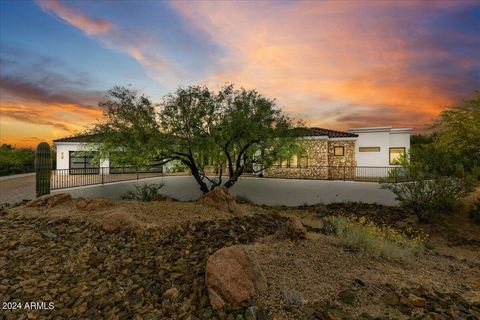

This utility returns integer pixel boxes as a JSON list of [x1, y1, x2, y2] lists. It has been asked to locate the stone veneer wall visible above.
[[265, 138, 356, 179], [327, 140, 356, 179]]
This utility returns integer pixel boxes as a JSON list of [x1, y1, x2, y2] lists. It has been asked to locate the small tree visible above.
[[90, 85, 300, 193]]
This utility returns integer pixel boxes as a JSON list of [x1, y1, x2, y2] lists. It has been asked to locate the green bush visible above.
[[469, 198, 480, 224], [326, 216, 425, 263], [0, 144, 36, 176], [122, 183, 165, 201], [381, 156, 468, 222]]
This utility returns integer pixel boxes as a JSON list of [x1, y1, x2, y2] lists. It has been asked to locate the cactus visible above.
[[35, 142, 52, 197]]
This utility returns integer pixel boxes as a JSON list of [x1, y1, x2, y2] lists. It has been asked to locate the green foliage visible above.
[[121, 183, 165, 201], [381, 155, 468, 222], [0, 144, 35, 176], [90, 85, 300, 193], [170, 162, 188, 173], [431, 91, 480, 173], [326, 216, 425, 262], [35, 142, 52, 197], [410, 134, 433, 146], [469, 198, 480, 224]]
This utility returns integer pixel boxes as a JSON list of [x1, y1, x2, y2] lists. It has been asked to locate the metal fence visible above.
[[51, 166, 165, 190], [49, 165, 405, 191], [264, 165, 404, 182]]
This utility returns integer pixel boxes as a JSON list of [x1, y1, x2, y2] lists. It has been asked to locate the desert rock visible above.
[[206, 245, 266, 309]]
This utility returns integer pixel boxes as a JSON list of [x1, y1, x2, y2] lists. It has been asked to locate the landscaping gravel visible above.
[[0, 209, 285, 320]]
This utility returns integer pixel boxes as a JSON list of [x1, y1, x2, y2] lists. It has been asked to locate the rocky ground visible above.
[[1, 193, 479, 320], [249, 236, 480, 320], [0, 207, 285, 320]]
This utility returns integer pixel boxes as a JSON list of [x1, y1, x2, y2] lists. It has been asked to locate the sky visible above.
[[1, 0, 479, 148]]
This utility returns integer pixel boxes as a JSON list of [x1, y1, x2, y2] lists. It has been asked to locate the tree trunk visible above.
[[184, 161, 209, 193]]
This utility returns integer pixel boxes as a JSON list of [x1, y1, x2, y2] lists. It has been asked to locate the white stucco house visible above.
[[348, 126, 412, 167], [53, 126, 412, 177]]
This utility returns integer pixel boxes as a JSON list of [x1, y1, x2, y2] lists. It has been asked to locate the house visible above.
[[348, 126, 412, 167], [264, 126, 411, 179], [54, 134, 178, 174], [53, 126, 411, 178]]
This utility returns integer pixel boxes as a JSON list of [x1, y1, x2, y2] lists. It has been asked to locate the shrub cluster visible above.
[[326, 216, 425, 263], [121, 183, 165, 201], [381, 156, 469, 222]]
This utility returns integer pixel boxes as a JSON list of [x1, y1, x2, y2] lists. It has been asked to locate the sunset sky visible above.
[[1, 0, 479, 148]]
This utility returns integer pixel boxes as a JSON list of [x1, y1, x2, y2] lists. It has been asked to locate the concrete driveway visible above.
[[52, 176, 397, 206], [0, 174, 36, 204]]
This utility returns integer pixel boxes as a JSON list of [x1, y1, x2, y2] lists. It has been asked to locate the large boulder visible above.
[[26, 193, 72, 209], [275, 217, 308, 240], [206, 245, 266, 310], [199, 187, 243, 216]]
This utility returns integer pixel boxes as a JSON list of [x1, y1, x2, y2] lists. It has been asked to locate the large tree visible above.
[[90, 85, 300, 193], [432, 91, 480, 170]]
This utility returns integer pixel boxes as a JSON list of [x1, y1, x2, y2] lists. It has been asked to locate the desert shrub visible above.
[[469, 198, 480, 223], [326, 216, 425, 262], [381, 156, 468, 222], [122, 183, 165, 201], [235, 195, 253, 204]]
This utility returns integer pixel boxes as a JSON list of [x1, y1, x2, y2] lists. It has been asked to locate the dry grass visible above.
[[326, 216, 425, 263]]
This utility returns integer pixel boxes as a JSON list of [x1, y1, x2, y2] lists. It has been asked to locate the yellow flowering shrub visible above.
[[326, 216, 426, 262]]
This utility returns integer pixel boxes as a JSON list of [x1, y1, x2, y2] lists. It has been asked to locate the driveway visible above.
[[52, 176, 397, 206], [0, 174, 36, 204]]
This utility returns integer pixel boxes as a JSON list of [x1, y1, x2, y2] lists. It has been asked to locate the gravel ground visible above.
[[0, 208, 286, 320], [2, 196, 479, 320], [248, 235, 480, 319], [11, 197, 239, 232]]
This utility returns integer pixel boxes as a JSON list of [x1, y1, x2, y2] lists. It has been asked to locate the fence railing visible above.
[[264, 165, 404, 182], [51, 166, 164, 190], [49, 165, 406, 190]]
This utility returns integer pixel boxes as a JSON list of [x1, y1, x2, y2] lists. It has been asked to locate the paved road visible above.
[[0, 174, 397, 206], [0, 175, 36, 204], [52, 176, 397, 206]]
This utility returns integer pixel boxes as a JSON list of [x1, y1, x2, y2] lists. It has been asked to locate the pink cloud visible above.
[[37, 0, 180, 85], [37, 0, 111, 35], [171, 1, 478, 130]]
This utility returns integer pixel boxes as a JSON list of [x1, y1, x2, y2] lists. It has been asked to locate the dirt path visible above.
[[0, 175, 35, 204]]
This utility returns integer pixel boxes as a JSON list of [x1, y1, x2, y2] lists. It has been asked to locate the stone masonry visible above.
[[265, 138, 356, 179]]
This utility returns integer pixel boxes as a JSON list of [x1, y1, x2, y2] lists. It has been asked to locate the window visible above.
[[69, 151, 99, 174], [334, 146, 344, 156], [389, 147, 405, 165], [359, 147, 380, 152]]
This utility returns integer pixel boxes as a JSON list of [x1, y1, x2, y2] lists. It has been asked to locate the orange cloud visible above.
[[37, 0, 111, 35], [0, 101, 102, 148], [171, 1, 478, 130]]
